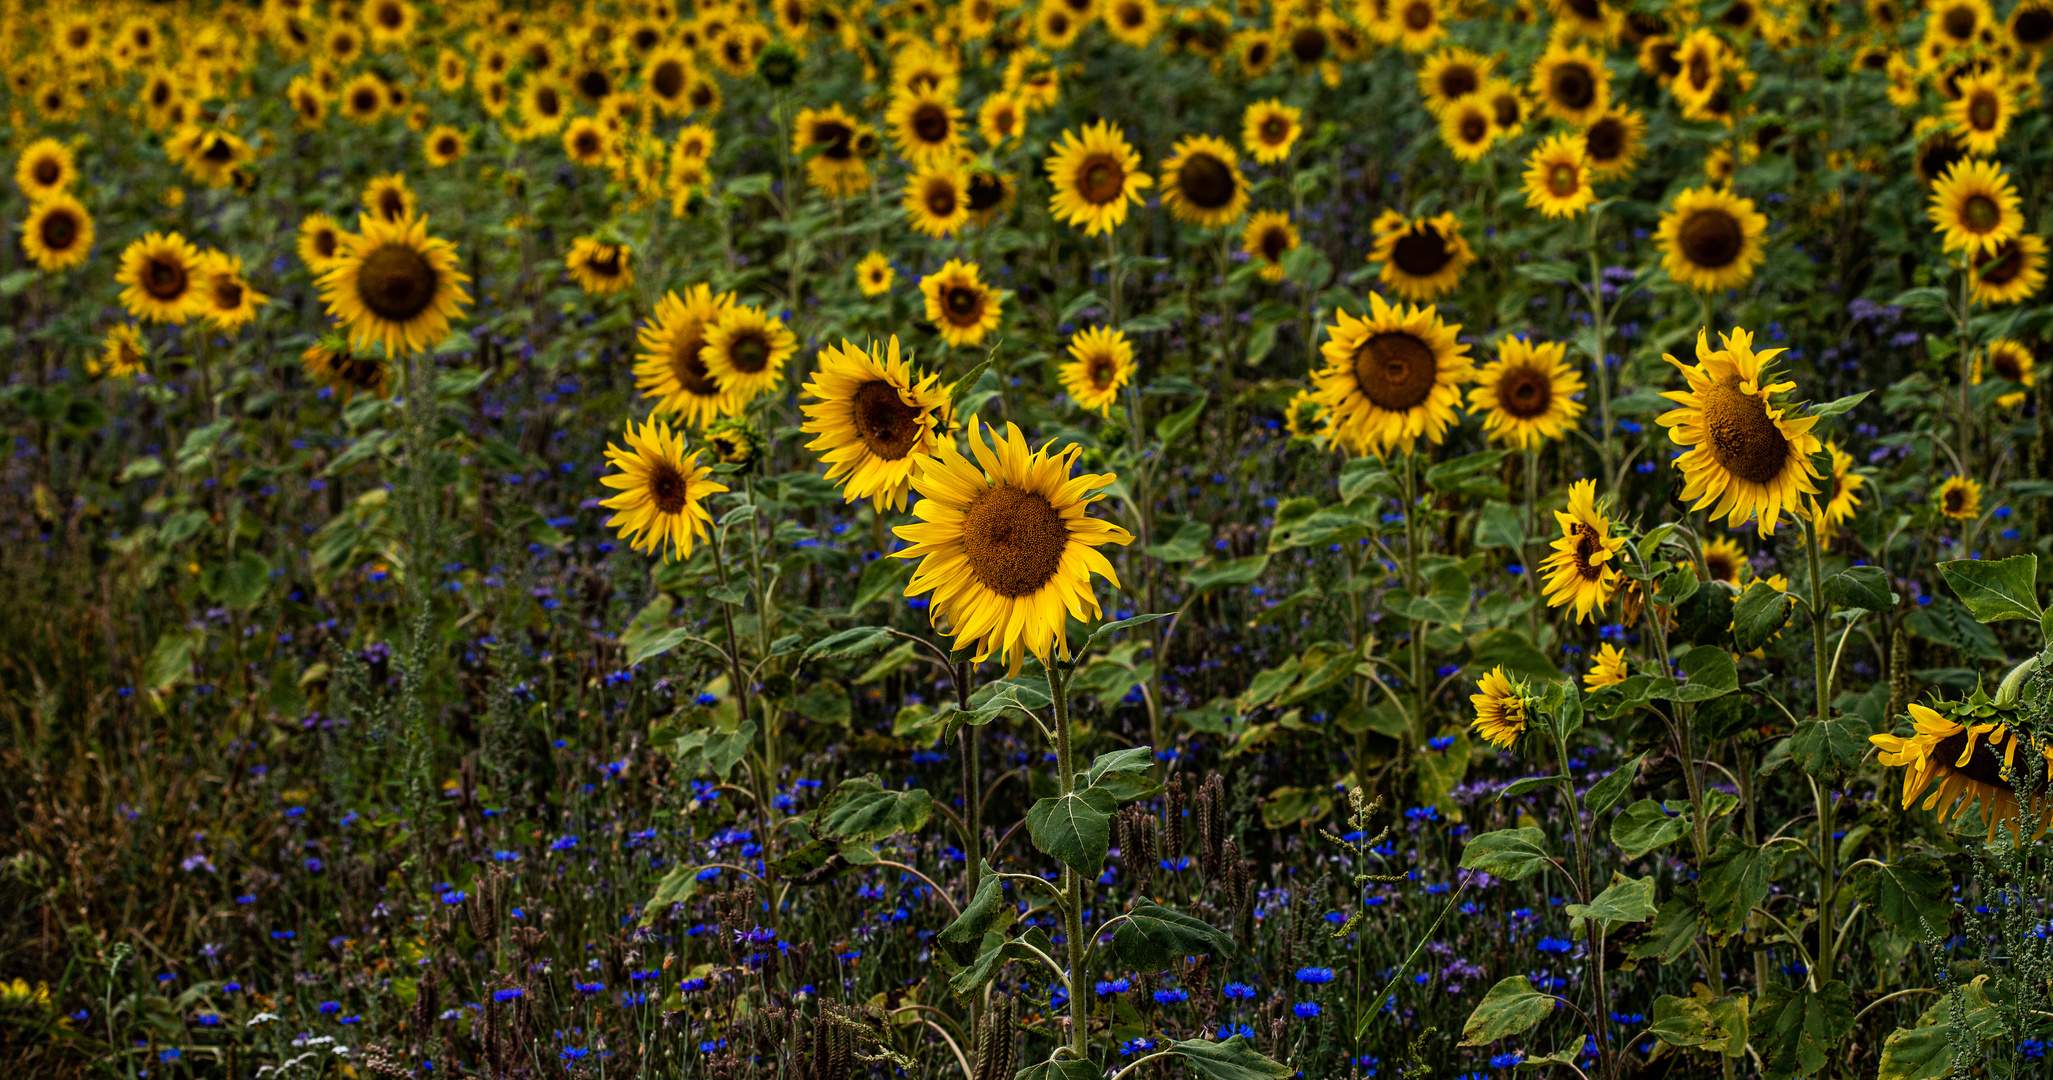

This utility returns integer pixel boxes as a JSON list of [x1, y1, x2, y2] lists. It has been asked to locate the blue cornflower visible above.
[[1094, 978, 1131, 995], [1221, 982, 1257, 999], [1294, 967, 1335, 984], [493, 988, 525, 1002], [1535, 937, 1574, 955], [1489, 1052, 1523, 1068], [562, 1047, 591, 1061], [1153, 989, 1189, 1005], [1293, 1002, 1322, 1018]]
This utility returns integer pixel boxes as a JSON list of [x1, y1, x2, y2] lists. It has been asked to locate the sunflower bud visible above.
[[705, 418, 763, 470]]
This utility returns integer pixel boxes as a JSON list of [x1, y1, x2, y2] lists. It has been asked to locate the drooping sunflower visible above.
[[91, 324, 149, 381], [700, 304, 797, 404], [887, 86, 963, 165], [1871, 699, 2053, 832], [1585, 644, 1629, 690], [1929, 158, 2024, 255], [1045, 121, 1152, 235], [600, 417, 729, 562], [117, 232, 207, 324], [891, 418, 1135, 674], [921, 260, 1004, 347], [20, 194, 93, 272], [1656, 186, 1769, 292], [298, 213, 350, 274], [705, 417, 763, 469], [1973, 339, 2037, 409], [1417, 46, 1492, 113], [1815, 441, 1866, 530], [1282, 389, 1325, 441], [15, 138, 76, 201], [1656, 327, 1824, 538], [1242, 210, 1299, 282], [1059, 326, 1136, 415], [1937, 475, 1984, 520], [317, 214, 473, 355], [635, 285, 737, 427], [1531, 42, 1611, 126], [1241, 99, 1302, 164], [1522, 133, 1595, 219], [1467, 336, 1585, 448], [1469, 666, 1528, 748], [1438, 98, 1499, 161], [1946, 68, 2015, 155], [800, 335, 958, 511], [1701, 536, 1749, 585], [362, 173, 418, 224], [794, 104, 871, 196], [1310, 292, 1472, 457], [1159, 134, 1249, 228], [1581, 107, 1647, 178], [1369, 210, 1474, 302], [1971, 234, 2045, 305], [1541, 479, 1626, 622], [195, 253, 269, 333], [856, 251, 895, 297], [565, 237, 635, 295], [302, 340, 393, 403], [904, 160, 973, 238]]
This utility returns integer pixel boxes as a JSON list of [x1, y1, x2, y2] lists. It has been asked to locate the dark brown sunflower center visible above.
[[1493, 93, 1522, 127], [967, 173, 1005, 212], [1964, 194, 2000, 232], [1567, 0, 1602, 18], [1088, 357, 1117, 389], [352, 88, 380, 112], [1459, 113, 1489, 143], [1701, 377, 1790, 484], [212, 275, 244, 310], [1078, 154, 1124, 204], [298, 92, 322, 118], [578, 70, 612, 100], [911, 103, 949, 144], [1585, 118, 1625, 163], [435, 135, 458, 156], [1291, 27, 1327, 62], [40, 209, 78, 250], [1045, 11, 1072, 34], [961, 483, 1068, 597], [1969, 92, 1999, 130], [1704, 551, 1739, 583], [1993, 350, 2025, 382], [2016, 7, 2053, 45], [1931, 727, 2013, 787], [1177, 153, 1235, 210], [375, 1, 404, 28], [1550, 62, 1596, 110], [1687, 50, 1715, 92], [669, 332, 718, 394], [1438, 66, 1478, 100], [1117, 3, 1145, 28], [652, 59, 686, 98], [1721, 0, 1755, 26], [1943, 4, 1977, 39], [356, 243, 438, 321], [1496, 364, 1553, 419], [143, 256, 188, 300], [1261, 116, 1288, 141], [150, 80, 172, 106], [1569, 523, 1603, 578], [1403, 0, 1433, 30], [943, 285, 983, 323], [1392, 227, 1452, 277], [377, 190, 407, 219], [1259, 226, 1289, 261], [1679, 208, 1744, 268], [590, 247, 624, 276], [647, 461, 690, 514], [31, 158, 60, 186], [925, 180, 959, 217], [535, 87, 562, 116], [1976, 242, 2024, 285], [852, 380, 924, 460], [1353, 332, 1438, 411], [728, 333, 771, 373], [1548, 162, 1579, 197], [338, 356, 384, 390], [690, 82, 716, 108], [314, 230, 338, 258]]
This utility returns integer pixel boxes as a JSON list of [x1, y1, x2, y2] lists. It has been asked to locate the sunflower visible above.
[[636, 285, 737, 426], [1243, 210, 1300, 282], [694, 304, 794, 405], [287, 77, 329, 129], [1240, 99, 1302, 164], [563, 118, 613, 166], [1004, 48, 1062, 111], [1929, 158, 2024, 255], [1656, 327, 1824, 538], [1532, 42, 1611, 126], [1045, 121, 1152, 236], [1701, 536, 1749, 585], [1522, 133, 1595, 219], [1671, 28, 1725, 114], [1232, 30, 1279, 77], [1059, 326, 1136, 414], [565, 237, 635, 295], [645, 47, 697, 114], [1467, 336, 1585, 448], [1159, 135, 1249, 228], [856, 251, 896, 297], [15, 138, 76, 201], [1871, 700, 2053, 832], [1585, 644, 1629, 690], [1477, 77, 1531, 139], [1946, 68, 2015, 155], [904, 161, 973, 237], [978, 93, 1027, 148], [520, 77, 571, 136], [1927, 0, 1993, 48], [1973, 339, 2037, 409], [1815, 441, 1866, 530], [965, 169, 1017, 227], [1468, 666, 1529, 748], [1035, 0, 1084, 47], [1103, 0, 1162, 46], [362, 173, 418, 224], [1310, 292, 1472, 457], [800, 335, 958, 510], [1418, 47, 1492, 112], [168, 127, 255, 190], [1369, 210, 1474, 302], [298, 214, 350, 274], [1656, 186, 1769, 292], [1937, 475, 1984, 520], [302, 340, 393, 403], [1638, 34, 1681, 82], [921, 259, 1004, 347], [1541, 479, 1626, 622], [685, 73, 722, 115], [1972, 234, 2047, 305], [2009, 0, 2053, 50], [117, 232, 207, 325], [340, 72, 387, 122], [1887, 52, 1923, 108], [363, 0, 418, 48], [674, 124, 717, 164], [891, 418, 1134, 673], [1388, 0, 1448, 51], [1439, 98, 1500, 161], [91, 324, 149, 381], [600, 417, 728, 561], [20, 194, 93, 273], [794, 104, 871, 196], [421, 126, 467, 168], [317, 214, 473, 355], [196, 253, 269, 333], [706, 417, 764, 469], [887, 86, 963, 165], [1581, 107, 1646, 178]]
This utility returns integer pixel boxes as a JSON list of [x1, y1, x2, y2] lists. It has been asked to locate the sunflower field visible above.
[[15, 0, 2053, 1078]]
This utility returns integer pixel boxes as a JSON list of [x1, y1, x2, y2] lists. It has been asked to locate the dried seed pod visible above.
[[1165, 774, 1186, 862]]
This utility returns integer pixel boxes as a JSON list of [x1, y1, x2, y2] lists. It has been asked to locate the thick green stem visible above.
[[1804, 517, 1836, 997], [1049, 664, 1090, 1060]]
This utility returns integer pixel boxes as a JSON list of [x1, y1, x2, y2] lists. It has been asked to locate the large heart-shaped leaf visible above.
[[1110, 901, 1234, 970], [1026, 787, 1117, 879]]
